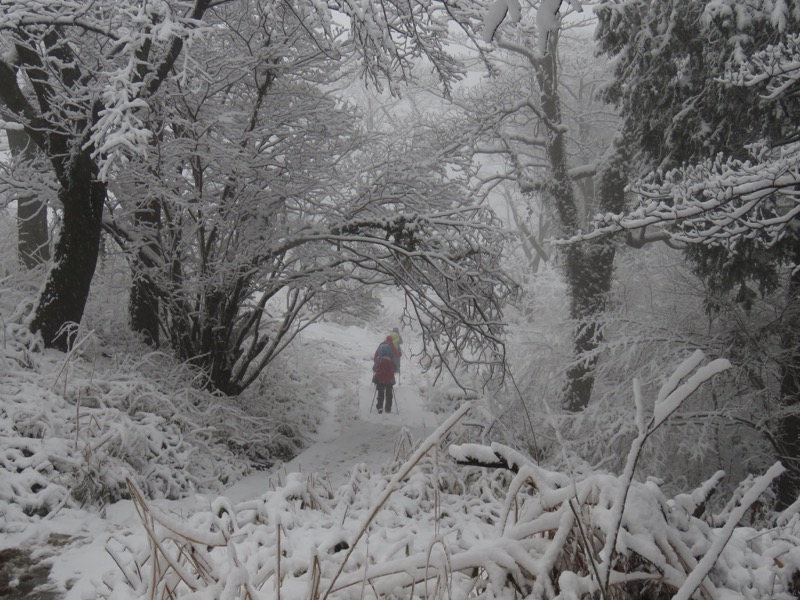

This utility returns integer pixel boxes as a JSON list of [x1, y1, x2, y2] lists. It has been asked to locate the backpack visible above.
[[374, 355, 395, 384]]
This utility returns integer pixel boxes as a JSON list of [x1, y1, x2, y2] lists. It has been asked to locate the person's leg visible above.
[[376, 384, 385, 412], [385, 384, 393, 413]]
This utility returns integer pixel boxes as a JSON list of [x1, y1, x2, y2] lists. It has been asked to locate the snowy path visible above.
[[225, 319, 440, 501]]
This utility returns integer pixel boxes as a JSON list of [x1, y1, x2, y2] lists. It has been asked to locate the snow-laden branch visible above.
[[600, 351, 730, 591], [726, 32, 800, 100], [556, 143, 800, 249], [568, 13, 800, 252], [482, 0, 522, 43], [0, 0, 112, 34], [672, 462, 785, 600]]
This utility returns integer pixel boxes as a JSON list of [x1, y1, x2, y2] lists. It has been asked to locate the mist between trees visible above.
[[1, 0, 800, 555]]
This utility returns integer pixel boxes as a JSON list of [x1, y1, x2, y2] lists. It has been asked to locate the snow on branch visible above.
[[448, 442, 515, 470], [561, 19, 800, 252], [652, 351, 730, 428], [85, 1, 213, 180], [725, 32, 800, 100], [482, 0, 522, 43], [556, 143, 800, 250], [597, 352, 730, 590], [336, 0, 478, 96], [482, 0, 582, 55], [0, 119, 25, 131], [673, 462, 785, 600]]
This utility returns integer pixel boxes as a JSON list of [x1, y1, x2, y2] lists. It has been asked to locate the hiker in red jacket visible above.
[[372, 336, 399, 414]]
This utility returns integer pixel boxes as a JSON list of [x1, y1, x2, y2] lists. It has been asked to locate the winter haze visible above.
[[1, 0, 800, 599]]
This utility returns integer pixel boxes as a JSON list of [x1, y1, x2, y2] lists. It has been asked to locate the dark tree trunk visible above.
[[30, 152, 105, 350], [197, 284, 249, 396], [534, 38, 627, 411], [562, 143, 628, 411], [776, 238, 800, 509], [562, 242, 617, 411], [5, 129, 50, 268], [129, 199, 162, 346]]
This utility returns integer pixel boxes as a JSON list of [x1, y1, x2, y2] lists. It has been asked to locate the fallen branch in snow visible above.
[[448, 442, 518, 472]]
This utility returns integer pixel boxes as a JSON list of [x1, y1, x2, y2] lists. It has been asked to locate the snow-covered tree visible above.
[[453, 0, 624, 410], [0, 0, 491, 353], [95, 0, 516, 394], [591, 0, 800, 289], [579, 0, 800, 508], [0, 0, 221, 349]]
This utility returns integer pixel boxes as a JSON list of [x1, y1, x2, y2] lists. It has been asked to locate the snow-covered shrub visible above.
[[568, 246, 783, 502], [0, 341, 254, 520], [95, 354, 800, 599], [425, 381, 480, 416], [0, 292, 315, 526]]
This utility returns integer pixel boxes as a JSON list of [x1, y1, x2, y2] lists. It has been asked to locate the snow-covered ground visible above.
[[225, 322, 440, 500], [1, 301, 446, 599], [3, 303, 800, 599]]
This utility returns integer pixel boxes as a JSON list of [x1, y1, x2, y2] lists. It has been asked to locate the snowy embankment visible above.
[[2, 316, 800, 599]]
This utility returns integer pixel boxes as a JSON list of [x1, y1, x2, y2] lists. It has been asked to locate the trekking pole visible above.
[[394, 387, 401, 415], [370, 385, 377, 413]]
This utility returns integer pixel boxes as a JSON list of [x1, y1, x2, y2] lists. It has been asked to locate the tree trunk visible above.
[[563, 143, 628, 411], [129, 199, 162, 346], [5, 129, 50, 268], [534, 36, 626, 411], [30, 151, 105, 350], [562, 241, 617, 410], [776, 238, 800, 509]]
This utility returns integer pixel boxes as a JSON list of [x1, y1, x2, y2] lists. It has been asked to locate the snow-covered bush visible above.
[[0, 335, 252, 520], [95, 354, 800, 599], [573, 246, 783, 502], [0, 262, 318, 529]]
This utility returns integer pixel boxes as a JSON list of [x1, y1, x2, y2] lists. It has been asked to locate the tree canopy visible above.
[[0, 0, 517, 392]]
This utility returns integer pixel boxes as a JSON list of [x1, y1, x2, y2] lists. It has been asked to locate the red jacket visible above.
[[373, 337, 398, 384]]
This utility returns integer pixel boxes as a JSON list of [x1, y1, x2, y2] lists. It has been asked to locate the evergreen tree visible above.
[[593, 0, 800, 508]]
